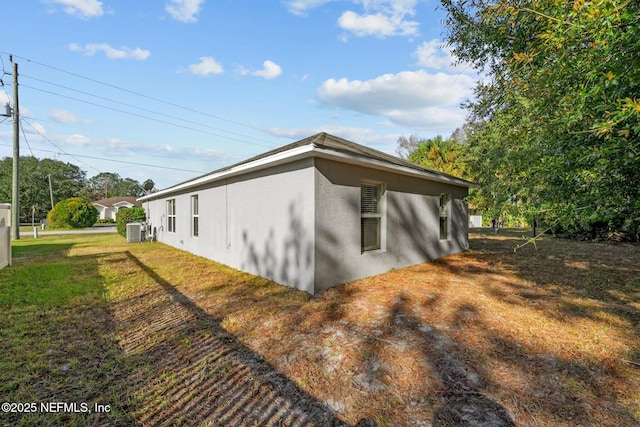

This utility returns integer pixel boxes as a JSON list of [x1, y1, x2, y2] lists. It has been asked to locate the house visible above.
[[138, 133, 479, 294], [92, 197, 142, 220]]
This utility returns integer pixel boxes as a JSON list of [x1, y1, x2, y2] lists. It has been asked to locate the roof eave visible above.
[[138, 143, 479, 202]]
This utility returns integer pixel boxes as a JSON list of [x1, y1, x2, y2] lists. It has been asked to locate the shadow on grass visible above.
[[122, 251, 361, 426], [464, 231, 640, 335], [0, 242, 139, 427]]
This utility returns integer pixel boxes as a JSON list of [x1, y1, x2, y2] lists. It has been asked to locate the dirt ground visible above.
[[111, 229, 640, 426], [2, 229, 639, 426]]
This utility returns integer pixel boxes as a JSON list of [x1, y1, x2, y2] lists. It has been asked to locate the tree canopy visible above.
[[83, 172, 148, 200], [440, 0, 640, 239], [397, 134, 469, 179], [0, 156, 86, 222], [0, 156, 155, 222]]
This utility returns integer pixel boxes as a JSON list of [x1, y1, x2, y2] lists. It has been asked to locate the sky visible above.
[[0, 0, 478, 191]]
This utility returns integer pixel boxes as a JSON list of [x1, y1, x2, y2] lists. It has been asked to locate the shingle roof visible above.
[[92, 196, 142, 208], [180, 132, 474, 186], [140, 132, 477, 201]]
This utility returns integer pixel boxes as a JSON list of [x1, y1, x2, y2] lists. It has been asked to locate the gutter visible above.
[[139, 144, 479, 202]]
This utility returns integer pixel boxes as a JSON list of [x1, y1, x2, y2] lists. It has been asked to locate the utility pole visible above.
[[48, 174, 55, 209], [11, 56, 20, 240]]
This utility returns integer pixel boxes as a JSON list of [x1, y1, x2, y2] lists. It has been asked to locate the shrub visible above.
[[116, 207, 146, 237], [96, 218, 115, 224], [47, 197, 98, 229]]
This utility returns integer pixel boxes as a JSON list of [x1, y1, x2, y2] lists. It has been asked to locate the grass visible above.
[[0, 230, 638, 426]]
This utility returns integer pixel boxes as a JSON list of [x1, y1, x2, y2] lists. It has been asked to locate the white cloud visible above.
[[317, 70, 475, 129], [187, 57, 224, 76], [56, 134, 90, 146], [49, 109, 89, 124], [286, 0, 419, 38], [268, 125, 383, 142], [0, 93, 9, 110], [26, 122, 47, 137], [48, 0, 103, 19], [166, 0, 205, 23], [414, 39, 475, 73], [69, 43, 151, 60], [284, 0, 333, 16], [338, 9, 418, 37], [237, 60, 283, 79], [252, 60, 282, 79]]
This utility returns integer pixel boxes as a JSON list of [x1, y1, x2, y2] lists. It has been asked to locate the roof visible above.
[[139, 132, 478, 201], [92, 196, 142, 208]]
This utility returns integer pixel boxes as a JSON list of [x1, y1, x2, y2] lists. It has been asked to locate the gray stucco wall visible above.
[[313, 158, 469, 293], [143, 156, 469, 294], [144, 158, 316, 294]]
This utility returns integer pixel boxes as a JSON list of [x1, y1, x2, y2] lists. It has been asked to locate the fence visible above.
[[0, 204, 11, 269]]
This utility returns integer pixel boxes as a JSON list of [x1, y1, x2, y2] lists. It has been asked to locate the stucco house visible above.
[[92, 197, 142, 220], [138, 133, 478, 294]]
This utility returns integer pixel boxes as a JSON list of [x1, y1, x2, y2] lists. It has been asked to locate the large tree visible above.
[[84, 172, 146, 200], [441, 0, 640, 239], [0, 156, 87, 222], [403, 135, 469, 178]]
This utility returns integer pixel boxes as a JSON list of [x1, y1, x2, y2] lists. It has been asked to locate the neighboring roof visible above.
[[140, 132, 479, 201], [92, 196, 142, 208]]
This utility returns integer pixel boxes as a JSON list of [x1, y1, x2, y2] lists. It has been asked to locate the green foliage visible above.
[[96, 218, 115, 224], [46, 197, 98, 229], [441, 0, 640, 240], [406, 135, 469, 178], [116, 207, 146, 237], [0, 156, 87, 222], [84, 172, 146, 200]]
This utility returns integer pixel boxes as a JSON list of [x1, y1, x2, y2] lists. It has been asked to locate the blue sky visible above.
[[0, 0, 477, 190]]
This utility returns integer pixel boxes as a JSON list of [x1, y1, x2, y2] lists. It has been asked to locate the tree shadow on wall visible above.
[[241, 202, 315, 293]]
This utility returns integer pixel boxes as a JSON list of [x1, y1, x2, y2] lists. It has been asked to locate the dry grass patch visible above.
[[1, 230, 638, 426]]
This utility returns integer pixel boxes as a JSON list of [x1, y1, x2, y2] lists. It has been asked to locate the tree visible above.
[[0, 156, 87, 222], [47, 197, 98, 229], [440, 0, 640, 239], [405, 135, 468, 178], [85, 172, 146, 200]]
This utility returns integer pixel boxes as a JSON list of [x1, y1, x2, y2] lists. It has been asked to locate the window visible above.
[[439, 193, 450, 240], [191, 195, 199, 237], [167, 199, 176, 233], [361, 183, 384, 252]]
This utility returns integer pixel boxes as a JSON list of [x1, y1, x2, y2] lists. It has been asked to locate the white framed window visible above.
[[167, 199, 176, 233], [191, 195, 199, 237], [361, 182, 385, 252], [439, 193, 450, 240]]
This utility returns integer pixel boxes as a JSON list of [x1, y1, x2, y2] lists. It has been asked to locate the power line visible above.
[[2, 52, 279, 136], [21, 73, 271, 146], [21, 83, 271, 148], [0, 141, 206, 174], [19, 118, 35, 157], [21, 116, 102, 174]]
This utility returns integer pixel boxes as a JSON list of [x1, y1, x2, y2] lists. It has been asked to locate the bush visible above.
[[47, 197, 98, 229], [116, 207, 146, 237], [96, 218, 115, 224]]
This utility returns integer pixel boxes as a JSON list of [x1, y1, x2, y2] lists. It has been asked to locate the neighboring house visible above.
[[139, 133, 479, 294], [92, 197, 142, 220]]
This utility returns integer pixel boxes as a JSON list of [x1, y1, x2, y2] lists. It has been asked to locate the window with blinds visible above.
[[191, 195, 199, 237], [439, 193, 450, 240], [361, 183, 383, 252], [167, 199, 176, 233]]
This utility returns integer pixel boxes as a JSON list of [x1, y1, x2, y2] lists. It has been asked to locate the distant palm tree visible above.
[[407, 135, 468, 178]]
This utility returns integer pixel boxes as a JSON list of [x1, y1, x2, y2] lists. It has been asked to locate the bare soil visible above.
[[1, 229, 638, 426]]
